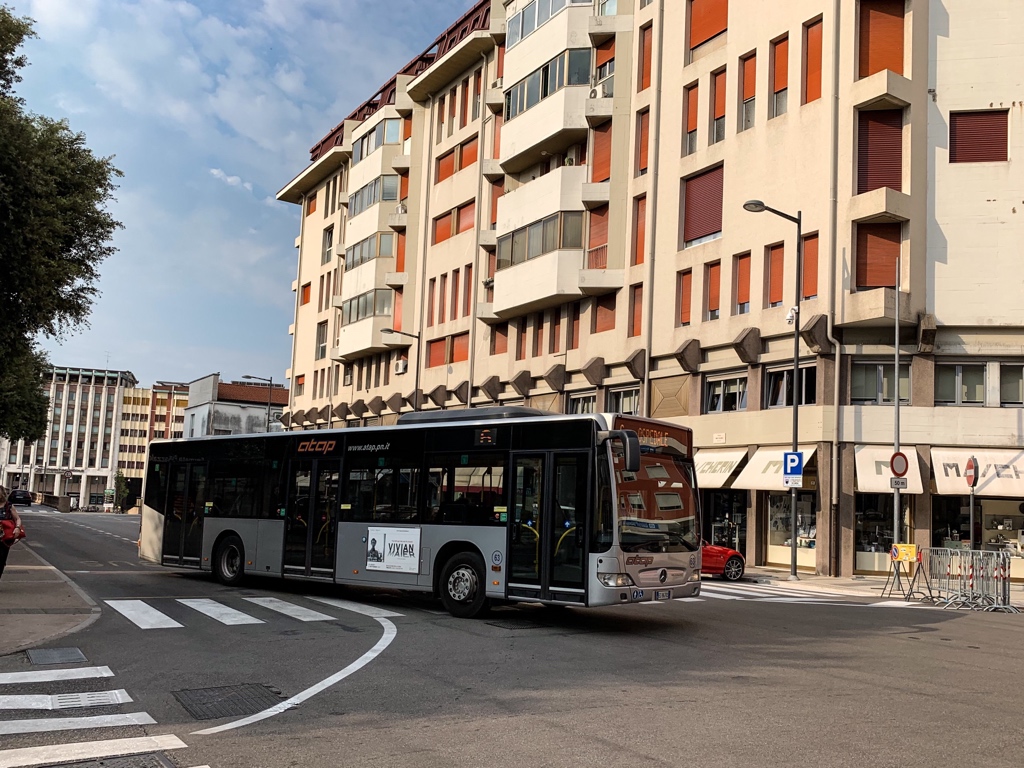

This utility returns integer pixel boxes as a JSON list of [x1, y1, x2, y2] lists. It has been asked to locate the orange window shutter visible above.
[[399, 173, 409, 201], [742, 55, 756, 101], [736, 254, 751, 305], [427, 339, 446, 368], [629, 284, 643, 337], [804, 20, 822, 103], [858, 109, 903, 194], [593, 121, 612, 183], [458, 201, 476, 234], [497, 43, 505, 78], [550, 310, 561, 353], [773, 37, 789, 92], [427, 279, 435, 327], [768, 244, 784, 304], [438, 274, 447, 323], [394, 289, 403, 331], [296, 375, 304, 387], [638, 110, 650, 172], [802, 234, 819, 299], [570, 302, 581, 349], [461, 136, 478, 168], [859, 0, 904, 78], [690, 0, 729, 50], [679, 271, 693, 324], [464, 264, 473, 316], [683, 165, 724, 242], [707, 263, 721, 312], [639, 26, 652, 90], [596, 39, 615, 68], [589, 205, 610, 248], [451, 333, 469, 363], [491, 180, 503, 225], [449, 91, 456, 119], [594, 294, 616, 333], [306, 195, 317, 216], [396, 232, 406, 272], [461, 80, 469, 127], [634, 196, 647, 266], [856, 222, 900, 288], [434, 213, 452, 244], [533, 314, 543, 356], [713, 70, 726, 119], [301, 284, 311, 305], [686, 86, 699, 132], [437, 151, 456, 182], [451, 270, 460, 321], [493, 323, 508, 355], [402, 115, 412, 140], [493, 114, 502, 157]]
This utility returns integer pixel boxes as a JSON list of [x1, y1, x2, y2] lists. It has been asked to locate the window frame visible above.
[[934, 363, 986, 407], [850, 361, 910, 406], [703, 374, 748, 414]]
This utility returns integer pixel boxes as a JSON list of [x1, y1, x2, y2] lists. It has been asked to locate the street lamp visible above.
[[381, 328, 421, 411], [242, 375, 274, 433], [743, 199, 803, 581]]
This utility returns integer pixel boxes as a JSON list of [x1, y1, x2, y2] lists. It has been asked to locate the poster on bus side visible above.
[[365, 527, 421, 573]]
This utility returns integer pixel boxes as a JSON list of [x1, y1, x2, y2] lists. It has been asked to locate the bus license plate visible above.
[[654, 590, 671, 601]]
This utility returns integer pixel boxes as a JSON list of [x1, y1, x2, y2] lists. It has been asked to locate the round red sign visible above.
[[965, 457, 979, 488], [890, 452, 909, 478]]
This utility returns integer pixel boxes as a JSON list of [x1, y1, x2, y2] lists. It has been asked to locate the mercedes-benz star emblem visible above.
[[659, 569, 668, 583]]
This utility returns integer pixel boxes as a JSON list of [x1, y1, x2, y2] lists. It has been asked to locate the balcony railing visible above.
[[586, 245, 608, 270]]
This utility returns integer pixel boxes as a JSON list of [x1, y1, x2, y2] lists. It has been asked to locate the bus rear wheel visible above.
[[439, 552, 489, 619], [214, 535, 245, 586]]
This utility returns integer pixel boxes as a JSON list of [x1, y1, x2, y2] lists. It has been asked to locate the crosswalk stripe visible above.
[[0, 734, 187, 768], [674, 597, 705, 602], [0, 712, 155, 736], [177, 599, 265, 625], [699, 592, 744, 600], [105, 600, 182, 629], [0, 667, 113, 686], [242, 597, 335, 622], [0, 690, 132, 711], [307, 597, 404, 619], [716, 582, 837, 598], [702, 584, 845, 601]]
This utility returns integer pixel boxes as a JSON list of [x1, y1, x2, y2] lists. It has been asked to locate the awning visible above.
[[854, 445, 924, 494], [931, 448, 1024, 497], [733, 445, 818, 491], [693, 448, 749, 490]]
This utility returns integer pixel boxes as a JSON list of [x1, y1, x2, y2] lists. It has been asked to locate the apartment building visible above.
[[183, 373, 288, 437], [1, 366, 137, 507], [278, 0, 1024, 577], [117, 381, 189, 502]]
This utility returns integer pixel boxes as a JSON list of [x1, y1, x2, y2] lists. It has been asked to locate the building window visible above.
[[300, 283, 311, 305], [766, 243, 784, 308], [343, 365, 353, 386], [496, 212, 584, 270], [689, 0, 728, 51], [305, 194, 317, 216], [850, 362, 909, 405], [491, 323, 509, 355], [765, 367, 817, 408], [706, 261, 721, 320], [338, 289, 393, 327], [682, 165, 724, 247], [315, 321, 328, 361], [593, 293, 616, 333], [684, 84, 698, 155], [734, 253, 750, 315], [935, 364, 985, 406], [856, 222, 901, 290], [858, 0, 904, 79], [705, 376, 747, 413], [568, 392, 596, 414], [740, 53, 755, 131], [949, 111, 1009, 163], [632, 196, 646, 266], [636, 109, 650, 174], [504, 48, 592, 121], [858, 109, 903, 194], [295, 375, 305, 398], [711, 69, 726, 144], [802, 233, 819, 299], [771, 36, 788, 118], [322, 227, 334, 265], [803, 19, 822, 104], [677, 269, 692, 326], [628, 284, 643, 337], [1000, 365, 1024, 406], [638, 23, 652, 91], [607, 387, 640, 415]]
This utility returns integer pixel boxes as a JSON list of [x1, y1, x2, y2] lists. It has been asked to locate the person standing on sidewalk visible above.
[[0, 486, 26, 582]]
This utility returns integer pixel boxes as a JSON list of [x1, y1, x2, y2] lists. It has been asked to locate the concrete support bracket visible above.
[[479, 376, 502, 402], [510, 370, 533, 397], [542, 364, 567, 392], [799, 313, 834, 355], [350, 400, 368, 418], [367, 396, 384, 416], [385, 393, 404, 413], [428, 385, 448, 407], [580, 357, 607, 387], [732, 328, 762, 365], [674, 340, 701, 374], [917, 313, 937, 354], [451, 380, 470, 404], [624, 350, 646, 381]]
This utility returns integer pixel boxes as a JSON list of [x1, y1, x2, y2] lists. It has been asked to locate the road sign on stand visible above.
[[890, 477, 908, 489], [965, 456, 979, 488], [63, 470, 73, 480], [890, 452, 909, 478], [783, 451, 803, 489]]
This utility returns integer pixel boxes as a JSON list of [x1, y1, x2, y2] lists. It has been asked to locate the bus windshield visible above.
[[613, 447, 700, 553]]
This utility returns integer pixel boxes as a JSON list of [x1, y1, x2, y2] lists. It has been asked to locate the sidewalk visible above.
[[0, 543, 99, 656]]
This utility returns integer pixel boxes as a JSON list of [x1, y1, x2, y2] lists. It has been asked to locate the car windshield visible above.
[[613, 447, 700, 553]]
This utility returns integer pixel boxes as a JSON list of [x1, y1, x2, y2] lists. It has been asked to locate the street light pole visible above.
[[381, 329, 421, 411], [744, 200, 803, 581], [242, 375, 274, 433]]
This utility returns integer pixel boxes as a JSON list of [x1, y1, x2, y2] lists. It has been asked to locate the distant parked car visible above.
[[8, 489, 32, 506], [701, 541, 745, 581]]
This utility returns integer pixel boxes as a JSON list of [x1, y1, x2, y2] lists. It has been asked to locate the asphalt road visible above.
[[2, 508, 1023, 768]]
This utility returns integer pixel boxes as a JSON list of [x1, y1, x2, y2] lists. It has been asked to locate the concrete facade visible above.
[[184, 373, 288, 437], [278, 0, 1024, 576]]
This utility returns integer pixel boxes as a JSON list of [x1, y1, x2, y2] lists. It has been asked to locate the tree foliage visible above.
[[0, 6, 122, 442]]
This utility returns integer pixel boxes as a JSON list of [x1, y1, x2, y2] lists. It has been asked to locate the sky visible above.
[[11, 0, 474, 387]]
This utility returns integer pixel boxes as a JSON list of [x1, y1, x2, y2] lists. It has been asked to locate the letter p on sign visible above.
[[783, 451, 804, 488]]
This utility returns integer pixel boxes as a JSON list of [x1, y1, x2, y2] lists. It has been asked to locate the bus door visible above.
[[283, 459, 340, 579], [162, 462, 207, 567], [509, 452, 590, 602]]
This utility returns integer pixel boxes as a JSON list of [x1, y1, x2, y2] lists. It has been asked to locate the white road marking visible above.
[[194, 609, 402, 735], [0, 712, 155, 736], [177, 599, 265, 625], [0, 690, 132, 711], [104, 600, 182, 629], [674, 597, 705, 602], [0, 734, 186, 768], [0, 667, 113, 686], [718, 582, 841, 598], [307, 597, 403, 619], [698, 591, 744, 600], [867, 600, 933, 608], [242, 597, 335, 622], [701, 584, 846, 602]]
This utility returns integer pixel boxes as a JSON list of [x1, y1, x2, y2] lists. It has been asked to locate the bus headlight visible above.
[[688, 570, 701, 582], [598, 573, 635, 587]]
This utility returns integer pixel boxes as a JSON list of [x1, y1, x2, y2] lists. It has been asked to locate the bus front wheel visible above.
[[439, 552, 489, 619], [214, 535, 245, 586]]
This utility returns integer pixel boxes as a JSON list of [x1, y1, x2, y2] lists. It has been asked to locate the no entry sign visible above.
[[890, 452, 909, 478], [965, 456, 979, 488]]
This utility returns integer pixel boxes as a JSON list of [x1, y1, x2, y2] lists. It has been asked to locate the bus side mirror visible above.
[[600, 430, 641, 473]]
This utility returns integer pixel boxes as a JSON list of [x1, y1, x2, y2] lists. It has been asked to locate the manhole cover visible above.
[[173, 683, 285, 720], [45, 754, 174, 768], [26, 647, 87, 665], [486, 619, 544, 630]]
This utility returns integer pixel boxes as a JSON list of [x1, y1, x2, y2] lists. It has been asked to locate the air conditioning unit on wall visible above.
[[395, 359, 409, 375]]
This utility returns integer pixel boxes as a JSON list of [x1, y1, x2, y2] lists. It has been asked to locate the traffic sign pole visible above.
[[966, 456, 979, 549], [893, 256, 901, 547]]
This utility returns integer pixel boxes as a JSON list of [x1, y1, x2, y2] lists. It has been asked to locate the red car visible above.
[[701, 542, 745, 581]]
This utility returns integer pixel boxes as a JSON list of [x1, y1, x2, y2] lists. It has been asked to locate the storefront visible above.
[[693, 448, 749, 554], [852, 445, 923, 574], [733, 445, 819, 571], [931, 448, 1024, 581]]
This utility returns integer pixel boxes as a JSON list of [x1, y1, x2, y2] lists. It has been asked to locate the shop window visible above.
[[855, 494, 911, 573], [935, 364, 985, 406], [764, 366, 816, 408], [850, 362, 909, 405], [1000, 364, 1024, 406], [766, 491, 816, 566], [704, 375, 747, 413]]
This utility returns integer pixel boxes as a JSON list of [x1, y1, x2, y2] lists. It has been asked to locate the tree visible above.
[[113, 470, 129, 512], [0, 6, 122, 442]]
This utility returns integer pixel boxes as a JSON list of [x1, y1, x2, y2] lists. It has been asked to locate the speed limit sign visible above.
[[63, 470, 73, 480]]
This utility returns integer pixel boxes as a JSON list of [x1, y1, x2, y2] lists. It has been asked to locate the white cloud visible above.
[[27, 0, 100, 37], [209, 168, 253, 192]]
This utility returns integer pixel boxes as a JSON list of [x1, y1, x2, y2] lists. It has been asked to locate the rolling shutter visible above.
[[570, 302, 581, 349], [491, 179, 503, 225], [393, 288, 403, 331], [399, 173, 409, 201], [713, 70, 726, 119], [589, 205, 610, 248], [596, 38, 615, 68], [433, 212, 452, 244], [637, 110, 650, 173], [634, 196, 647, 266], [690, 0, 728, 50], [856, 222, 901, 288], [804, 20, 822, 103], [436, 151, 456, 183], [629, 284, 643, 337], [742, 55, 756, 100], [707, 262, 721, 314], [594, 294, 616, 333], [683, 165, 724, 243], [593, 121, 612, 183], [402, 115, 413, 140], [492, 323, 508, 355], [678, 271, 693, 324], [461, 136, 478, 168], [858, 109, 902, 194], [451, 333, 469, 363], [773, 37, 788, 93], [427, 339, 447, 368], [859, 0, 904, 78], [639, 25, 652, 90], [802, 234, 819, 299], [396, 232, 406, 272], [686, 86, 699, 132], [458, 201, 476, 234], [735, 253, 751, 305], [493, 114, 502, 157], [768, 244, 784, 305], [950, 111, 1009, 163]]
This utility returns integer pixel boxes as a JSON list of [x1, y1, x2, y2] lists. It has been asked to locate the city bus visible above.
[[138, 407, 701, 618]]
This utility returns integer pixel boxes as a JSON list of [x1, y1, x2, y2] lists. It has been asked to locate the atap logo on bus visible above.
[[625, 555, 654, 567], [631, 589, 645, 601], [298, 440, 337, 454]]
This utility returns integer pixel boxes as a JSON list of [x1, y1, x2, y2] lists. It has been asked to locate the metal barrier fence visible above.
[[913, 547, 1019, 613]]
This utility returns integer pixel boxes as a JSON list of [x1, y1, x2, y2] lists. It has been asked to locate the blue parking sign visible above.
[[783, 451, 803, 488]]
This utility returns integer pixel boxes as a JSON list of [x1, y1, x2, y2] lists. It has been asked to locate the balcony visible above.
[[581, 181, 610, 209], [585, 76, 614, 126], [477, 301, 499, 323], [589, 10, 633, 45], [391, 154, 411, 172], [388, 209, 408, 230], [492, 249, 586, 318], [330, 314, 394, 361], [848, 186, 911, 225], [485, 87, 504, 113], [478, 229, 497, 250], [499, 86, 589, 174], [496, 164, 587, 233], [481, 159, 504, 181], [384, 271, 409, 289]]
